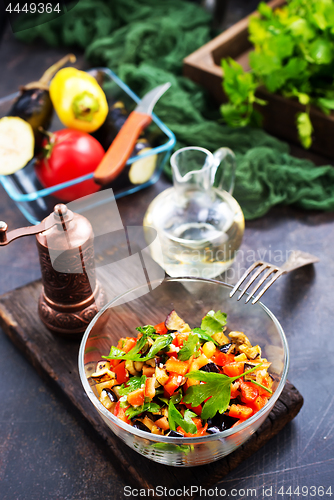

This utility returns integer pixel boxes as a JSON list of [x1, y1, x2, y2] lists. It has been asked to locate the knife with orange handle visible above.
[[94, 82, 171, 186]]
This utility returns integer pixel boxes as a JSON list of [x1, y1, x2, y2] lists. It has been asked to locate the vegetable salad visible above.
[[90, 310, 273, 437]]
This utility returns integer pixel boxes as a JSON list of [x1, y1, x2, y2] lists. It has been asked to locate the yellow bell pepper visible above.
[[49, 67, 108, 133]]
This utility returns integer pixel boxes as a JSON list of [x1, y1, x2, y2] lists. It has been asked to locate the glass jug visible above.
[[143, 146, 244, 279]]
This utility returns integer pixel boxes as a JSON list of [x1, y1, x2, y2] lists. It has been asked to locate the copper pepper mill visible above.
[[0, 204, 107, 338]]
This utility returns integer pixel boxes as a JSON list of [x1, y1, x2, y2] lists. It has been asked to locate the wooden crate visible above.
[[183, 0, 334, 159]]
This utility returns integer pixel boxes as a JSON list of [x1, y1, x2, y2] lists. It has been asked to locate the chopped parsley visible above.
[[178, 333, 200, 361], [168, 400, 197, 434], [183, 363, 262, 420], [125, 402, 160, 419], [201, 310, 227, 335], [103, 333, 173, 362], [117, 375, 146, 397]]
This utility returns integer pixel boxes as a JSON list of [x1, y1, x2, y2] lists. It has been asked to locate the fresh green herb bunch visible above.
[[221, 0, 334, 148]]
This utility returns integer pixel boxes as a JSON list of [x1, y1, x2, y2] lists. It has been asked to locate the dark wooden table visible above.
[[1, 24, 334, 500]]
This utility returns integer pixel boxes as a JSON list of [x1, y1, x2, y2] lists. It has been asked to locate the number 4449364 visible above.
[[277, 486, 332, 496], [6, 3, 61, 14]]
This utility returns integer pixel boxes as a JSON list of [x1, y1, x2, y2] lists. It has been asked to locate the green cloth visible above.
[[16, 0, 334, 219]]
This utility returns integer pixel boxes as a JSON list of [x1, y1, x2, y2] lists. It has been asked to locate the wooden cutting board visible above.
[[0, 280, 303, 499]]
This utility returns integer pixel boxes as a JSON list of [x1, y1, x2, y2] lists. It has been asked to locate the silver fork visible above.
[[230, 250, 319, 304]]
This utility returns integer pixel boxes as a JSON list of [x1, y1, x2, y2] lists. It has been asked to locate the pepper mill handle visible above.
[[0, 204, 74, 246], [0, 203, 107, 338]]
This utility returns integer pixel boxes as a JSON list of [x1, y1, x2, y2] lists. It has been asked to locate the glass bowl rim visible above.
[[78, 276, 289, 445]]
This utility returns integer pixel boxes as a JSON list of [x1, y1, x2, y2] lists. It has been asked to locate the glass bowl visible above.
[[78, 277, 289, 467]]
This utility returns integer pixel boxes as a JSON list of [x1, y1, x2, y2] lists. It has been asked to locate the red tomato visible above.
[[35, 129, 104, 201]]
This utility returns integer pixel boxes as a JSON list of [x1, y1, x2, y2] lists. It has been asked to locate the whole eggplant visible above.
[[9, 87, 53, 146], [8, 54, 76, 149], [91, 100, 129, 151]]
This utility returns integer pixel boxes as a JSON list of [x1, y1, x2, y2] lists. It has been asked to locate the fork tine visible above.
[[237, 264, 269, 300], [229, 261, 263, 298], [245, 266, 278, 303], [251, 270, 283, 304]]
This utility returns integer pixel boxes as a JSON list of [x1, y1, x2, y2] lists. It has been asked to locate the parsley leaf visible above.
[[178, 333, 200, 361], [220, 0, 334, 148], [102, 333, 147, 361], [158, 391, 182, 406], [183, 363, 262, 420], [296, 111, 313, 149], [158, 397, 169, 405], [316, 96, 334, 110], [119, 399, 130, 408], [201, 310, 227, 335], [117, 375, 146, 397], [222, 58, 257, 105], [143, 335, 173, 360], [171, 390, 183, 405], [136, 325, 156, 336], [183, 372, 230, 420], [125, 402, 160, 419], [221, 58, 265, 128], [102, 334, 173, 362], [192, 328, 218, 345], [257, 1, 273, 19], [168, 400, 197, 434]]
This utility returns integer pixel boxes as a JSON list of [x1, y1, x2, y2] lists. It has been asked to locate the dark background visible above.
[[0, 2, 334, 499]]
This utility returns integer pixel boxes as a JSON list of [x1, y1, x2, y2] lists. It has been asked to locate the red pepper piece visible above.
[[223, 362, 244, 377], [144, 377, 156, 400], [127, 388, 145, 406], [172, 333, 188, 347], [229, 404, 253, 420], [213, 352, 235, 367], [113, 361, 129, 385], [114, 401, 130, 424], [165, 356, 189, 376], [182, 402, 202, 416], [154, 322, 168, 335], [164, 372, 183, 396], [122, 337, 137, 353], [251, 395, 268, 412], [177, 418, 208, 437], [239, 380, 259, 403]]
